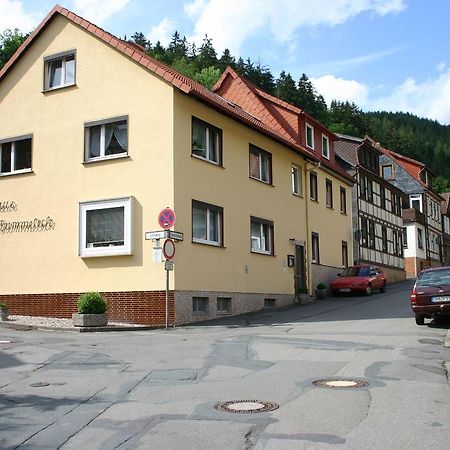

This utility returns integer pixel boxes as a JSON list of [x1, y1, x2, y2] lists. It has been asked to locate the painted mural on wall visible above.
[[0, 201, 56, 233]]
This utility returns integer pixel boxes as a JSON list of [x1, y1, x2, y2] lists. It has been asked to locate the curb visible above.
[[0, 321, 159, 333]]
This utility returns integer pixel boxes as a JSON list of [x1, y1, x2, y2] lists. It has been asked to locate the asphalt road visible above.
[[1, 281, 450, 449]]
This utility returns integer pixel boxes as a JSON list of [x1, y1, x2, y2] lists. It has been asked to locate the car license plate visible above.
[[339, 288, 351, 292], [431, 296, 450, 303]]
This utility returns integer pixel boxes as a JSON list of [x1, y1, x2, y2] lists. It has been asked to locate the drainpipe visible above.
[[304, 159, 321, 294]]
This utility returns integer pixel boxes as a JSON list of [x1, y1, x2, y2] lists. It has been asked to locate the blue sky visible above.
[[2, 0, 450, 124]]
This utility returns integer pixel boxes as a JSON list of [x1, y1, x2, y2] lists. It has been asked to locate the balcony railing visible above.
[[402, 208, 426, 225]]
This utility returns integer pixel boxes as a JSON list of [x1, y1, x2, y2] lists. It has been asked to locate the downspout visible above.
[[304, 159, 321, 294]]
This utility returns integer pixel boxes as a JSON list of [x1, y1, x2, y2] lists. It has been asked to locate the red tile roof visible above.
[[213, 67, 353, 183]]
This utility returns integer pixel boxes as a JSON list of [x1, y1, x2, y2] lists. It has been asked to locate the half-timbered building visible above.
[[335, 135, 406, 282], [378, 147, 443, 278]]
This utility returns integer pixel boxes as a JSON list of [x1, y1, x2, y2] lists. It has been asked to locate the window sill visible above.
[[292, 192, 304, 198], [80, 248, 133, 258], [340, 211, 347, 215], [217, 311, 231, 315], [42, 82, 76, 93], [192, 239, 223, 248], [249, 176, 274, 186], [326, 205, 334, 210], [0, 168, 33, 177], [191, 154, 223, 167], [251, 250, 275, 256], [83, 154, 129, 165], [309, 198, 319, 203]]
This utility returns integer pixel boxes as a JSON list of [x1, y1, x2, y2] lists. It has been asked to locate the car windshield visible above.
[[341, 267, 371, 277], [416, 269, 450, 287]]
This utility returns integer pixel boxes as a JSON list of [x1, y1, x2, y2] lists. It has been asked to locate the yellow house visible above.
[[0, 5, 353, 325]]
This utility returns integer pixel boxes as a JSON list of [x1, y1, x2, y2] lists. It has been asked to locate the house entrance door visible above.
[[295, 244, 306, 297]]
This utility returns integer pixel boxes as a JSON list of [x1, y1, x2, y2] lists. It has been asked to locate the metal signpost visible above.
[[145, 208, 183, 330]]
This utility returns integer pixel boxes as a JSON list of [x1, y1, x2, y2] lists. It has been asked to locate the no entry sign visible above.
[[158, 208, 176, 229], [163, 238, 176, 260]]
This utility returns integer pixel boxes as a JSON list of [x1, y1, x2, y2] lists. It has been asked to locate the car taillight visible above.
[[411, 288, 417, 304]]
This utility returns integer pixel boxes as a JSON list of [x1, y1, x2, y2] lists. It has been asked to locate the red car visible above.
[[330, 265, 386, 296], [411, 266, 450, 325]]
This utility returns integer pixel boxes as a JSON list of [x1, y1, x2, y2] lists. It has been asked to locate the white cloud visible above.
[[371, 70, 450, 124], [184, 0, 205, 18], [312, 75, 369, 105], [187, 0, 406, 54], [436, 61, 446, 72], [148, 17, 177, 47], [71, 0, 130, 24], [0, 0, 42, 31], [312, 71, 450, 125]]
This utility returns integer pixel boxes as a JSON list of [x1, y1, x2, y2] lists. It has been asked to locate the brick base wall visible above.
[[0, 291, 174, 326]]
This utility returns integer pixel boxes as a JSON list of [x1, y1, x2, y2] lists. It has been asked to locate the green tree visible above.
[[130, 32, 150, 51], [194, 66, 221, 89], [0, 28, 29, 69], [197, 35, 218, 70], [275, 71, 298, 105]]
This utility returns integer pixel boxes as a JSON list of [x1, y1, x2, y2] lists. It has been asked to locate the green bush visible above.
[[77, 292, 107, 314], [298, 285, 309, 294], [317, 283, 327, 290], [0, 302, 7, 309]]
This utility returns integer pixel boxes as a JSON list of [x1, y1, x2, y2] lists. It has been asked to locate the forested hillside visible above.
[[1, 28, 449, 191]]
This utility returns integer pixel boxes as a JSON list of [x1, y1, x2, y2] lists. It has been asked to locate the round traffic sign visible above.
[[163, 239, 176, 260], [158, 208, 176, 229]]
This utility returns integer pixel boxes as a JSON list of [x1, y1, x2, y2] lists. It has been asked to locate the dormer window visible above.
[[306, 123, 314, 149], [382, 164, 393, 179], [44, 50, 76, 91]]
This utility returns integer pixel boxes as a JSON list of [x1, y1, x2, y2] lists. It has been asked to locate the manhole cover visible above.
[[0, 340, 13, 344], [214, 400, 279, 414], [30, 382, 50, 387], [313, 379, 368, 388]]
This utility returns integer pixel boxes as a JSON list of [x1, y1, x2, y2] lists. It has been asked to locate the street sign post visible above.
[[143, 208, 183, 330]]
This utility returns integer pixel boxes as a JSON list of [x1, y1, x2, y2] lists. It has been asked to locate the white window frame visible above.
[[191, 117, 222, 165], [0, 135, 32, 176], [306, 123, 314, 149], [251, 218, 273, 255], [192, 201, 222, 246], [311, 232, 320, 263], [322, 134, 330, 159], [44, 50, 76, 91], [291, 165, 302, 196], [84, 116, 128, 162], [409, 194, 423, 212], [79, 196, 133, 258], [326, 179, 333, 208], [249, 145, 272, 184]]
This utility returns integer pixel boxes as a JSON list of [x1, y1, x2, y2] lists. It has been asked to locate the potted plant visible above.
[[298, 285, 310, 305], [0, 303, 8, 321], [316, 283, 327, 299], [72, 292, 108, 327]]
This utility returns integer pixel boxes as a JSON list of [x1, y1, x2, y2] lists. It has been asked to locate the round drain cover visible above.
[[313, 379, 368, 389], [30, 382, 50, 387], [215, 400, 279, 414]]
